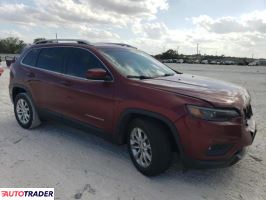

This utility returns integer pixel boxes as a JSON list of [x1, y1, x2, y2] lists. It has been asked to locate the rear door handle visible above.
[[26, 72, 35, 78], [60, 80, 72, 87]]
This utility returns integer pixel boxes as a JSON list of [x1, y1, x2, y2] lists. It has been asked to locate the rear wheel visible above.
[[14, 93, 41, 129], [127, 118, 172, 176]]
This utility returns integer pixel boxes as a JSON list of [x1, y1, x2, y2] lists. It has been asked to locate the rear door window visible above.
[[22, 49, 40, 67], [36, 48, 65, 73], [65, 48, 104, 78]]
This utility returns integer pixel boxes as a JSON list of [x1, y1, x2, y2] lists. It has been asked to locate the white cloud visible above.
[[185, 10, 266, 57], [0, 1, 265, 58], [192, 10, 266, 34], [0, 0, 168, 27], [129, 10, 266, 57], [192, 15, 246, 33], [79, 25, 120, 41], [0, 0, 168, 43], [82, 0, 168, 16], [0, 30, 22, 39], [132, 22, 168, 39]]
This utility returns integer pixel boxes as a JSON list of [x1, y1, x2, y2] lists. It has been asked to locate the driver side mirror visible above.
[[85, 68, 112, 81]]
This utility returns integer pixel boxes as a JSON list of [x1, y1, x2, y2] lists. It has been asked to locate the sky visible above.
[[0, 0, 266, 58]]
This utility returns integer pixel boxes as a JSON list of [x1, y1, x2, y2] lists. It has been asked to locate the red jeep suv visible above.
[[9, 39, 257, 176]]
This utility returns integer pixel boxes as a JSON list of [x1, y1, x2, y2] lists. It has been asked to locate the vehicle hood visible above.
[[143, 73, 250, 109]]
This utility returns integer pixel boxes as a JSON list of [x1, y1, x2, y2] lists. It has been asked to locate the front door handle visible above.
[[60, 80, 72, 87]]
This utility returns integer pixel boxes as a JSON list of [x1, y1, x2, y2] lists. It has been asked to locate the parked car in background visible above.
[[193, 59, 200, 64], [5, 56, 16, 68], [224, 60, 235, 65], [175, 59, 184, 64], [9, 39, 257, 176], [201, 60, 209, 64], [162, 59, 174, 63], [248, 61, 259, 66]]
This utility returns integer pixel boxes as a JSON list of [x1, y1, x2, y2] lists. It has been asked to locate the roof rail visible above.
[[34, 39, 91, 45], [104, 43, 137, 49]]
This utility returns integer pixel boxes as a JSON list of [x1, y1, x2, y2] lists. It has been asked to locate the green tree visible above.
[[0, 37, 26, 54], [160, 49, 178, 59]]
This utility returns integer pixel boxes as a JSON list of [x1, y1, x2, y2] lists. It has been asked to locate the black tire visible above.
[[127, 118, 172, 176], [14, 93, 41, 129]]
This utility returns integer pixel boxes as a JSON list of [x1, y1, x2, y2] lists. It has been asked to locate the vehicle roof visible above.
[[30, 40, 137, 51]]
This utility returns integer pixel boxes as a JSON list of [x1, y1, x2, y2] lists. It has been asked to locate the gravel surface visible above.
[[0, 63, 265, 200]]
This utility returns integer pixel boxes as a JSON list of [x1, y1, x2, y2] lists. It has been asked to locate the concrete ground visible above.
[[0, 63, 265, 200]]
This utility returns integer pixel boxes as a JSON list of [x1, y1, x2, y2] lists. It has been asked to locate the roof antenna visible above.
[[56, 33, 58, 43]]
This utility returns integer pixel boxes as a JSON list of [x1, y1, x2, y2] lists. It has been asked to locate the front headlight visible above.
[[187, 105, 240, 121]]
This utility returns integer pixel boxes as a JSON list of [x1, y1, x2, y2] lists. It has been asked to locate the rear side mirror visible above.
[[85, 68, 112, 81]]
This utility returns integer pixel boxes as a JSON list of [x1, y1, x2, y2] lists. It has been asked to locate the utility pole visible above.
[[56, 33, 58, 41], [197, 43, 199, 55], [177, 46, 180, 55], [251, 48, 254, 59]]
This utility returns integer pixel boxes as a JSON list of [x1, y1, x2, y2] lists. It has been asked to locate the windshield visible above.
[[100, 48, 176, 78]]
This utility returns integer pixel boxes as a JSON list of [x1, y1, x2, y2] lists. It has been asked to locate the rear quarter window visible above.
[[21, 49, 40, 67], [36, 48, 65, 73]]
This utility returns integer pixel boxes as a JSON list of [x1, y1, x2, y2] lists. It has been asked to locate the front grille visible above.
[[243, 104, 253, 119]]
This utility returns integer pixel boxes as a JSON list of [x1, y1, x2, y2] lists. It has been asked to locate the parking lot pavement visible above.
[[0, 64, 265, 200]]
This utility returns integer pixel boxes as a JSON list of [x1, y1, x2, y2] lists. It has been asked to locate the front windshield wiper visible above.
[[173, 70, 183, 74], [127, 75, 153, 80], [151, 73, 175, 78], [127, 72, 178, 80], [163, 73, 175, 77]]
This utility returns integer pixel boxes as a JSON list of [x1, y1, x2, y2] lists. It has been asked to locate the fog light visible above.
[[206, 144, 233, 156]]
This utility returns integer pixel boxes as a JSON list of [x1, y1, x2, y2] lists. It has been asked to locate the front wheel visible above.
[[127, 119, 172, 176], [14, 93, 41, 129]]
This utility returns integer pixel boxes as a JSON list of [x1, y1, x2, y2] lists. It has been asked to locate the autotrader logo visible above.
[[0, 188, 54, 199]]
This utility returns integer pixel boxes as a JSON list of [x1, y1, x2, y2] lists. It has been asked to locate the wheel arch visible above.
[[11, 84, 34, 104], [12, 87, 27, 102], [114, 109, 184, 158]]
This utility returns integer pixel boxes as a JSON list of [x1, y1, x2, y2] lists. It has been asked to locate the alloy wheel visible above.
[[130, 127, 152, 168], [16, 99, 30, 124]]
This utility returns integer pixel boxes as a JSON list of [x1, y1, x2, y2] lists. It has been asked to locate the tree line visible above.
[[154, 49, 255, 65], [0, 37, 258, 64], [0, 37, 45, 54], [0, 37, 26, 54]]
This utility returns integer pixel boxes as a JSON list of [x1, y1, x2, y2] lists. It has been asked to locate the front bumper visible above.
[[183, 146, 249, 169], [183, 119, 257, 169], [176, 114, 257, 168]]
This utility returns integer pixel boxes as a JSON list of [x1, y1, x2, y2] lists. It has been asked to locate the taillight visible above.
[[0, 67, 3, 76]]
